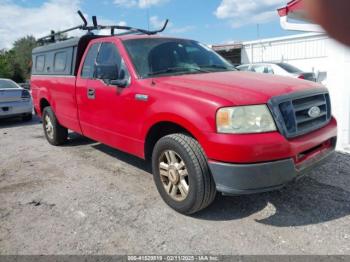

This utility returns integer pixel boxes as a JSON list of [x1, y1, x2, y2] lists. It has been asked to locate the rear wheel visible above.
[[42, 107, 68, 146], [152, 134, 216, 215]]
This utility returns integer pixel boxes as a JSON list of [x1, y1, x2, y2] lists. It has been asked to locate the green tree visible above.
[[0, 49, 24, 82], [0, 49, 13, 78], [0, 36, 37, 82], [12, 36, 38, 81]]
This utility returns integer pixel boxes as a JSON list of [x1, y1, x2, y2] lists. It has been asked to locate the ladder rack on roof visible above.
[[37, 10, 169, 45]]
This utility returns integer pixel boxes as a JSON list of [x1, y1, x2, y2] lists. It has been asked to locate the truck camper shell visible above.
[[32, 35, 103, 76], [32, 10, 169, 76]]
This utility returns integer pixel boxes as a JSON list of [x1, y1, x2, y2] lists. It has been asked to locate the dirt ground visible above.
[[0, 116, 350, 255]]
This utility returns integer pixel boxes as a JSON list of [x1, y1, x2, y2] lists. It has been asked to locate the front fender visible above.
[[141, 104, 216, 151]]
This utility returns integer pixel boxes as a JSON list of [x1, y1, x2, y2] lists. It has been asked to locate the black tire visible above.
[[42, 106, 68, 146], [22, 113, 32, 121], [152, 133, 216, 215]]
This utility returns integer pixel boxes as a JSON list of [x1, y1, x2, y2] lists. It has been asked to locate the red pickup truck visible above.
[[31, 20, 337, 214]]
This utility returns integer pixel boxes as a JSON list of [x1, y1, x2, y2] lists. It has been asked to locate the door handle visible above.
[[135, 94, 149, 101], [87, 88, 95, 99]]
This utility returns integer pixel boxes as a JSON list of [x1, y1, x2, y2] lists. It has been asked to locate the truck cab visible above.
[[31, 16, 337, 214]]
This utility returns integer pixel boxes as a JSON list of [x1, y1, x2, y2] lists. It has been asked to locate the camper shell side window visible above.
[[54, 51, 68, 72], [32, 38, 79, 76], [35, 55, 45, 72], [32, 48, 74, 76]]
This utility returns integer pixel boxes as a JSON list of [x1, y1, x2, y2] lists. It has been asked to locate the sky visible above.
[[0, 0, 299, 49]]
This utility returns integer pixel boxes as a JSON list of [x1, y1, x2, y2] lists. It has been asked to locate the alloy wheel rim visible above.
[[159, 150, 189, 202], [44, 115, 54, 140]]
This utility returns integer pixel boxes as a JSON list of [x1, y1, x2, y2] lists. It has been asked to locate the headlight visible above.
[[216, 105, 276, 134]]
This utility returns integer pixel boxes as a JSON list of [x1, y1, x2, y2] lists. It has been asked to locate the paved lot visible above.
[[0, 116, 350, 255]]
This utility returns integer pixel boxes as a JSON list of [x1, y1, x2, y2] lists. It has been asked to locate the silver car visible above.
[[236, 63, 317, 82], [0, 78, 33, 121]]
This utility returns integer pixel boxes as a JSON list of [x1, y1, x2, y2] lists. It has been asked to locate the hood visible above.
[[153, 71, 321, 106]]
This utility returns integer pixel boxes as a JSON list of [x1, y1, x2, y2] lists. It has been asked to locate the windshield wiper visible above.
[[199, 64, 235, 71], [148, 67, 210, 77]]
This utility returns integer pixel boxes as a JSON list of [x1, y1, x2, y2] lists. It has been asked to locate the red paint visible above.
[[294, 138, 333, 165], [278, 0, 304, 17], [203, 118, 337, 163], [31, 35, 337, 164]]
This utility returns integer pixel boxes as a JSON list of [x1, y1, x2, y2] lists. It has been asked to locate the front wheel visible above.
[[152, 134, 216, 215], [42, 106, 68, 146]]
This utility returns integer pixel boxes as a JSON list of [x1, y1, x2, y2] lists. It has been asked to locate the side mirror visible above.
[[95, 64, 119, 81], [109, 69, 129, 88], [110, 79, 128, 88]]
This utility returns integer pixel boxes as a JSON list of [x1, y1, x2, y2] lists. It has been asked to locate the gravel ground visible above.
[[0, 116, 350, 255]]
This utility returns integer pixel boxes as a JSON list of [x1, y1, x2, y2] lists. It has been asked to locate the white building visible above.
[[240, 33, 350, 152], [213, 1, 350, 152]]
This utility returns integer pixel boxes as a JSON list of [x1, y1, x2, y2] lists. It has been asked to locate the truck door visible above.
[[76, 40, 140, 153]]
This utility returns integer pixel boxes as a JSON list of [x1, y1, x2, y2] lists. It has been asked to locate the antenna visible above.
[[146, 0, 150, 31], [147, 8, 150, 31]]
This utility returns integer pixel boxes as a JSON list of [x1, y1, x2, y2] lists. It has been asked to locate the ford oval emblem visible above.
[[308, 106, 321, 118]]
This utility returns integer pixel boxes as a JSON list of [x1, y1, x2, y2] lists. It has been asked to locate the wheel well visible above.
[[40, 98, 50, 113], [144, 122, 193, 162]]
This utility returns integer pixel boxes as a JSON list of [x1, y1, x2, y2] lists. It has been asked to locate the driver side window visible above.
[[81, 43, 100, 79], [95, 42, 130, 83], [81, 42, 130, 84]]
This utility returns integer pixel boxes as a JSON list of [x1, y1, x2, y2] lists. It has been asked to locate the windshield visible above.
[[277, 63, 302, 74], [0, 79, 20, 89], [123, 38, 235, 78]]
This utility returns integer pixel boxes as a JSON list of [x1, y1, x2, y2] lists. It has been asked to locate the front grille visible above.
[[268, 89, 332, 139]]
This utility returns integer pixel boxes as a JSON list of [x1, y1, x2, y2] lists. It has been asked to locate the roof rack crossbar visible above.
[[92, 16, 98, 27], [37, 10, 169, 44], [78, 10, 88, 27]]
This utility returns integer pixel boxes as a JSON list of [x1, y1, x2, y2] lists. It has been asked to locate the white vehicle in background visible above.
[[236, 62, 317, 82], [0, 78, 33, 121]]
